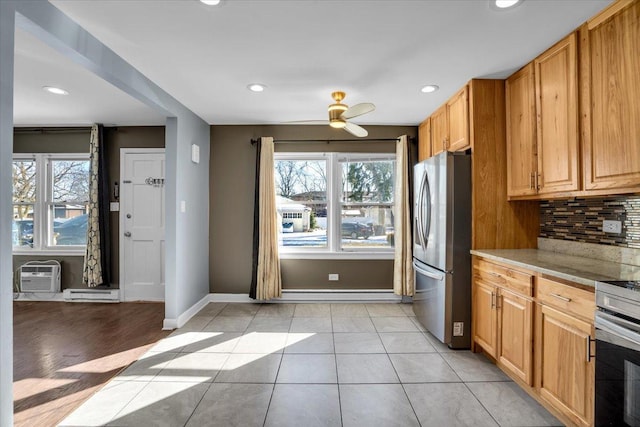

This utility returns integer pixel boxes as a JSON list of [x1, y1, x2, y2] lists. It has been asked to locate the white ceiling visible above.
[[14, 0, 612, 127]]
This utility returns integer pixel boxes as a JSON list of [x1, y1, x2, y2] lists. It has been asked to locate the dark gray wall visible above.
[[209, 125, 417, 294], [13, 126, 165, 290]]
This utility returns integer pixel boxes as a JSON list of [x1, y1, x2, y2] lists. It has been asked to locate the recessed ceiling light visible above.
[[494, 0, 521, 9], [42, 86, 69, 95], [420, 85, 439, 93], [200, 0, 221, 5], [247, 83, 266, 92]]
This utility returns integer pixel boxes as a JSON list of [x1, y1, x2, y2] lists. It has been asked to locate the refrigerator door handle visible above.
[[420, 171, 431, 250], [416, 172, 427, 249], [412, 261, 445, 281]]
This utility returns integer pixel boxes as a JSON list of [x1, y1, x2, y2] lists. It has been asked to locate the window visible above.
[[274, 152, 395, 257], [12, 154, 90, 253]]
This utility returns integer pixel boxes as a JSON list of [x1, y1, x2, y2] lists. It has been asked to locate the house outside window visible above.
[[12, 154, 90, 253], [274, 152, 395, 258]]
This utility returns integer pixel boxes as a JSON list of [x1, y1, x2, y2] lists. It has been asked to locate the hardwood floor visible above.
[[13, 301, 169, 427]]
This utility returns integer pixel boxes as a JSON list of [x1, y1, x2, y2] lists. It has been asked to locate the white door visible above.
[[120, 150, 165, 301]]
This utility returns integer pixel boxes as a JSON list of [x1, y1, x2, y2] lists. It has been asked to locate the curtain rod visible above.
[[14, 127, 92, 134], [250, 137, 412, 145]]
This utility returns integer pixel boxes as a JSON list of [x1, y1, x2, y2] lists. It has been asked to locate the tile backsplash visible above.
[[540, 195, 640, 249]]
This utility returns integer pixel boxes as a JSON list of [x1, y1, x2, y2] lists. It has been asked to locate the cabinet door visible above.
[[581, 1, 640, 191], [472, 279, 497, 358], [538, 304, 594, 427], [534, 32, 580, 195], [506, 63, 538, 198], [431, 105, 448, 156], [418, 118, 432, 161], [447, 86, 470, 151], [498, 288, 533, 385]]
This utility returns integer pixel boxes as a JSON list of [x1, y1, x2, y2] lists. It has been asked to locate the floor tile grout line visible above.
[[461, 380, 502, 427], [181, 381, 216, 427], [106, 377, 154, 425]]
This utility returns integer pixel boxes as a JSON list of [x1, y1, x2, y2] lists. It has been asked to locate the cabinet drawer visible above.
[[536, 277, 595, 320], [473, 258, 533, 296]]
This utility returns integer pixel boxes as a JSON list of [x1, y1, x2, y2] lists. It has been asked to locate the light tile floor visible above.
[[60, 303, 562, 427]]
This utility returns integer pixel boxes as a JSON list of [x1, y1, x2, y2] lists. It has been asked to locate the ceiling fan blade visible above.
[[341, 103, 375, 120], [343, 122, 368, 138], [282, 120, 329, 125]]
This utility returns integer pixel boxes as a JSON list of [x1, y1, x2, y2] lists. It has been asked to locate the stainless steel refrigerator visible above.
[[412, 151, 471, 349]]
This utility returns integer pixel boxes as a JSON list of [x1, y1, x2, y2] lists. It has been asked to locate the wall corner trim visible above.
[[163, 293, 210, 330]]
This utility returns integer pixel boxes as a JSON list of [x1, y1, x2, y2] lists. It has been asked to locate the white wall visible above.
[[0, 3, 16, 425], [165, 116, 210, 324]]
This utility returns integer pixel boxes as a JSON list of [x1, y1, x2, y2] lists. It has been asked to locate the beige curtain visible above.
[[393, 135, 414, 296], [83, 124, 103, 287], [256, 137, 282, 300]]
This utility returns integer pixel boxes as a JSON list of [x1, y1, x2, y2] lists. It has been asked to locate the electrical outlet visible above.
[[453, 322, 464, 337], [328, 274, 339, 281], [603, 220, 622, 234]]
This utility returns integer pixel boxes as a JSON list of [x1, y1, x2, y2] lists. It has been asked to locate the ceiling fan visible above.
[[290, 91, 376, 137]]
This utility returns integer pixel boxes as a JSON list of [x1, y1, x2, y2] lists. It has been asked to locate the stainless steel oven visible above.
[[595, 280, 640, 426]]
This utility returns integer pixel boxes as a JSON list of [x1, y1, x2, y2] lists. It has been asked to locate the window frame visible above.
[[275, 151, 396, 260], [12, 153, 90, 255]]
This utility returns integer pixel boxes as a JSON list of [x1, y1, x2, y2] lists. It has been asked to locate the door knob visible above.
[[126, 213, 132, 219], [124, 231, 132, 237]]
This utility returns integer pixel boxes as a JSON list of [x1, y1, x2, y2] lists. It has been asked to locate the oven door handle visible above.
[[596, 312, 640, 350]]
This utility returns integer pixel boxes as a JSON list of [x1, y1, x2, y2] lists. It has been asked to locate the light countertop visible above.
[[470, 248, 640, 288]]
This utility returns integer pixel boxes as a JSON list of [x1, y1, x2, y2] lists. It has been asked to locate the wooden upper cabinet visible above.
[[506, 63, 537, 197], [535, 32, 580, 195], [418, 118, 432, 161], [581, 0, 640, 192], [506, 32, 580, 199], [447, 86, 470, 151], [431, 105, 448, 156]]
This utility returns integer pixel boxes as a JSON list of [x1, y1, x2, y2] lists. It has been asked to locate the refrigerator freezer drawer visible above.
[[412, 260, 451, 345]]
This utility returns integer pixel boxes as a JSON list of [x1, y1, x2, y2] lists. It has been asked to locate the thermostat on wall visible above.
[[191, 144, 200, 164]]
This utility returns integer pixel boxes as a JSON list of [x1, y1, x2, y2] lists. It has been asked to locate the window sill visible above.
[[13, 249, 85, 257], [279, 251, 394, 260]]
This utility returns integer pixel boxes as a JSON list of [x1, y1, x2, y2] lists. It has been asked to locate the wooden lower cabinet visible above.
[[498, 288, 533, 385], [472, 258, 533, 386], [537, 304, 594, 427], [473, 256, 596, 426], [472, 279, 498, 357]]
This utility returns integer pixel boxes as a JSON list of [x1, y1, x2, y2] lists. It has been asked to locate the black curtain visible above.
[[249, 138, 262, 299], [97, 124, 111, 286]]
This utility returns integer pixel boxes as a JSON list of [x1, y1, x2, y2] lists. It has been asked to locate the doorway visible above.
[[119, 148, 166, 301]]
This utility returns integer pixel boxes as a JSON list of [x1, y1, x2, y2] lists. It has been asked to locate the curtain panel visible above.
[[83, 124, 110, 287], [250, 137, 282, 300], [393, 135, 414, 296]]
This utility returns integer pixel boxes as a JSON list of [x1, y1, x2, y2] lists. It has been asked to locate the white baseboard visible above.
[[163, 293, 211, 330], [209, 293, 254, 303], [209, 290, 403, 303], [280, 289, 403, 302], [14, 292, 64, 302]]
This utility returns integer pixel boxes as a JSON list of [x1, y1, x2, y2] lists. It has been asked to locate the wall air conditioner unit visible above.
[[20, 265, 60, 293]]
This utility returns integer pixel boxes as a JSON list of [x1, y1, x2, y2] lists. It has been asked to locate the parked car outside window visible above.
[[54, 214, 88, 246], [341, 222, 373, 239]]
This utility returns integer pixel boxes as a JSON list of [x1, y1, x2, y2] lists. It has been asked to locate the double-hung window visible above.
[[12, 154, 90, 253], [275, 152, 395, 258]]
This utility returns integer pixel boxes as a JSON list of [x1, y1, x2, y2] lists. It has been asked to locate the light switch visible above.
[[191, 144, 200, 164], [110, 202, 120, 211], [180, 200, 186, 213]]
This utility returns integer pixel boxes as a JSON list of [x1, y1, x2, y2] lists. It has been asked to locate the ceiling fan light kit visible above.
[[287, 91, 374, 137]]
